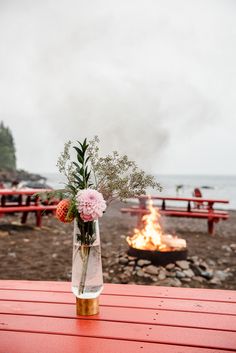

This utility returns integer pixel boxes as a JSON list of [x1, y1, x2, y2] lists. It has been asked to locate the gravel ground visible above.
[[0, 201, 235, 289]]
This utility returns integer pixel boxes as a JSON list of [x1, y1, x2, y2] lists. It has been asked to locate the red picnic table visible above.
[[137, 195, 230, 211], [0, 188, 57, 227], [0, 280, 236, 352], [121, 195, 229, 234]]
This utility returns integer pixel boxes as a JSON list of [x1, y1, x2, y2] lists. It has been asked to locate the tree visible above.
[[0, 122, 16, 170]]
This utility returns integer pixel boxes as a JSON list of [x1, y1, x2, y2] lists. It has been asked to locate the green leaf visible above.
[[73, 161, 81, 169], [66, 200, 77, 221], [78, 141, 87, 154], [73, 146, 83, 155], [66, 184, 77, 194], [86, 171, 91, 182], [79, 167, 84, 176], [77, 155, 84, 164], [85, 156, 90, 164], [74, 146, 84, 159], [78, 141, 84, 149], [72, 173, 83, 184]]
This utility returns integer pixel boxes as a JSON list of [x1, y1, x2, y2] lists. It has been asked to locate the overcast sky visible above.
[[0, 0, 236, 175]]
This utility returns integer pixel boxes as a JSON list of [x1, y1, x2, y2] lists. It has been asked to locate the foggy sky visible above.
[[0, 0, 236, 175]]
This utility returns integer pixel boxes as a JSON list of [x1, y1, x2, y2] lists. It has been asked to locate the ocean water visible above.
[[154, 175, 236, 210], [43, 173, 236, 210]]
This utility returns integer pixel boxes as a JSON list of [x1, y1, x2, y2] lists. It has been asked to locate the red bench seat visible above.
[[0, 205, 57, 227], [121, 206, 229, 235]]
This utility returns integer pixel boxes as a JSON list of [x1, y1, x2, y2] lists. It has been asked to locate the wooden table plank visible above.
[[1, 331, 232, 353], [1, 289, 236, 315], [1, 280, 235, 303], [0, 280, 71, 293], [1, 300, 236, 331], [1, 314, 236, 350], [101, 295, 236, 315], [104, 284, 236, 303]]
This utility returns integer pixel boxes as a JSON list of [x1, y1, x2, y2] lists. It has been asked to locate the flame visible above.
[[126, 199, 186, 252]]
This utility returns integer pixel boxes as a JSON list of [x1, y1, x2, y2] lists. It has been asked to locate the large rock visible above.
[[176, 260, 189, 270], [183, 269, 195, 278], [192, 276, 205, 283], [176, 271, 185, 279], [137, 259, 152, 267], [181, 277, 191, 283], [158, 271, 166, 280], [168, 278, 182, 287], [165, 263, 175, 270], [214, 270, 229, 281], [144, 265, 159, 275], [129, 261, 135, 266], [119, 258, 128, 265], [209, 277, 222, 285], [191, 265, 213, 279], [189, 256, 200, 266], [136, 269, 145, 277], [166, 271, 176, 278]]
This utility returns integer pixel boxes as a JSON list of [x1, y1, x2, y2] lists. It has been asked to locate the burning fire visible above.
[[126, 199, 186, 252]]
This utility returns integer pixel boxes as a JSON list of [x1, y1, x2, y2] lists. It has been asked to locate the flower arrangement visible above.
[[46, 136, 161, 314], [54, 136, 161, 242]]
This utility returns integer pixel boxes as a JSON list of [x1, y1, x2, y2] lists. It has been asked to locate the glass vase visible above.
[[72, 219, 103, 315]]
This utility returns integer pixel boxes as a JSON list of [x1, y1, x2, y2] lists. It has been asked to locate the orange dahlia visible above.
[[56, 199, 74, 223]]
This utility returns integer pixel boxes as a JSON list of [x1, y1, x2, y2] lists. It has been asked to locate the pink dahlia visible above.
[[76, 189, 106, 222]]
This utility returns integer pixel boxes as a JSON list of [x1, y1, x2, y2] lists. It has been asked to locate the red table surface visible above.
[[0, 281, 236, 353]]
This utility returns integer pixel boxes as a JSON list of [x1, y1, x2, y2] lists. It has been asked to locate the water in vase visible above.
[[72, 244, 103, 299]]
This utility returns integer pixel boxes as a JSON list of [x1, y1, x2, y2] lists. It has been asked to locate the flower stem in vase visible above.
[[79, 245, 90, 295]]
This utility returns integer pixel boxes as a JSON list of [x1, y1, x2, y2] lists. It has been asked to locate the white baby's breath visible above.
[[87, 136, 161, 203]]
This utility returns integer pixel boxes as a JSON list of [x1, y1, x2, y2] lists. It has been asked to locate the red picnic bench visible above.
[[0, 189, 57, 227], [121, 195, 229, 235]]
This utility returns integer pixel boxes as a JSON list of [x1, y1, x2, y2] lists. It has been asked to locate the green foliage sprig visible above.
[[56, 139, 92, 199], [72, 139, 92, 190]]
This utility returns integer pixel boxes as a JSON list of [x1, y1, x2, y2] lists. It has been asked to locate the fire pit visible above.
[[127, 199, 187, 266], [128, 247, 188, 266]]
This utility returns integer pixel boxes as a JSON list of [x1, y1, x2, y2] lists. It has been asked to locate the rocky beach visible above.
[[0, 200, 235, 290]]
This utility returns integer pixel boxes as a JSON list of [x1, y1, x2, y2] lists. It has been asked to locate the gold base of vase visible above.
[[76, 297, 99, 316]]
